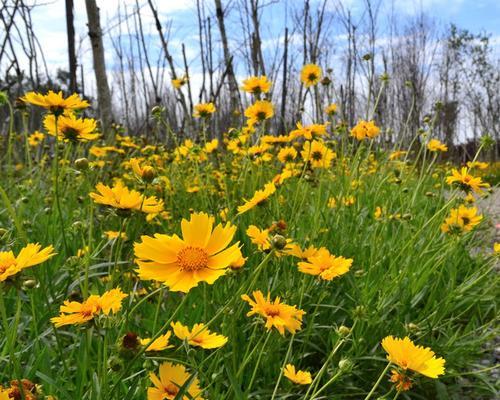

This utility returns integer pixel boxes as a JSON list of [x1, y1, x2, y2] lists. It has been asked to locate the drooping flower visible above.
[[171, 321, 228, 349], [298, 247, 352, 281], [172, 76, 188, 89], [237, 182, 276, 214], [244, 100, 274, 123], [390, 370, 413, 392], [350, 120, 380, 140], [21, 90, 89, 114], [301, 140, 336, 168], [129, 158, 156, 182], [51, 288, 127, 327], [381, 336, 445, 378], [135, 212, 241, 292], [148, 362, 204, 400], [441, 205, 482, 234], [246, 225, 271, 251], [89, 181, 164, 214], [140, 332, 173, 352], [241, 290, 305, 335], [283, 364, 312, 385], [301, 64, 322, 87], [241, 76, 272, 95], [0, 243, 56, 282], [43, 113, 99, 142], [446, 167, 490, 193], [427, 139, 448, 152], [193, 102, 216, 118]]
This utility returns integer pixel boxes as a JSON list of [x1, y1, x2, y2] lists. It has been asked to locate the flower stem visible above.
[[364, 362, 392, 400]]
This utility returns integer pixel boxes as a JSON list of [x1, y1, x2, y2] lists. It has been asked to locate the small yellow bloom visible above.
[[324, 103, 337, 116], [301, 64, 322, 87], [241, 290, 305, 335], [148, 362, 204, 400], [301, 140, 336, 168], [381, 336, 445, 378], [44, 113, 99, 142], [441, 205, 482, 234], [350, 120, 380, 140], [246, 225, 271, 251], [193, 102, 216, 118], [283, 364, 312, 385], [298, 247, 352, 281], [171, 321, 228, 349], [51, 288, 127, 328], [446, 167, 490, 193], [237, 182, 276, 214], [244, 100, 274, 123], [0, 243, 56, 282], [277, 147, 297, 163], [140, 332, 173, 352], [427, 139, 448, 152], [21, 90, 89, 114], [241, 76, 271, 94]]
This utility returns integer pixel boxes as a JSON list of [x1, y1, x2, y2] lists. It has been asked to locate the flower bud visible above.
[[337, 325, 351, 337], [75, 158, 89, 171], [271, 234, 287, 250]]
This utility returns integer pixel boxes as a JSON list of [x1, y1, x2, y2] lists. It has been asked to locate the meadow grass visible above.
[[0, 92, 498, 400]]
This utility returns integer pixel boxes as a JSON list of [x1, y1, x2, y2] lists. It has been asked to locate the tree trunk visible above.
[[65, 0, 77, 92], [85, 0, 112, 134]]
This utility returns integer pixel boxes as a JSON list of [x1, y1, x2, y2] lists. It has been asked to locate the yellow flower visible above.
[[193, 102, 216, 118], [374, 206, 383, 219], [89, 181, 164, 214], [466, 161, 488, 170], [129, 158, 156, 181], [301, 140, 336, 168], [0, 389, 9, 400], [21, 90, 89, 114], [241, 290, 305, 335], [494, 242, 500, 254], [246, 225, 271, 251], [427, 139, 448, 152], [44, 113, 99, 142], [0, 243, 55, 282], [148, 362, 204, 400], [237, 182, 276, 214], [277, 147, 297, 163], [171, 321, 228, 349], [327, 197, 337, 208], [28, 131, 44, 147], [350, 120, 380, 140], [241, 76, 271, 94], [283, 364, 312, 385], [285, 244, 319, 260], [298, 247, 352, 281], [381, 336, 445, 378], [135, 212, 241, 292], [446, 167, 490, 193], [51, 288, 127, 327], [204, 138, 219, 153], [389, 150, 407, 160], [301, 64, 322, 87], [290, 122, 329, 140], [390, 369, 413, 392], [172, 76, 188, 89], [324, 103, 337, 116], [244, 100, 274, 123], [104, 230, 128, 241], [140, 332, 173, 352], [441, 205, 482, 234]]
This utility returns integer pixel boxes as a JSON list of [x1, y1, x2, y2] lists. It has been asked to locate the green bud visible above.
[[75, 158, 89, 171], [271, 234, 287, 250], [337, 325, 351, 337]]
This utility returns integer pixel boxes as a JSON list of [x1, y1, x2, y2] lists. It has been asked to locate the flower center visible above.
[[265, 305, 281, 317], [256, 111, 267, 120], [311, 151, 323, 161], [177, 246, 209, 271], [308, 73, 317, 81], [163, 383, 179, 398]]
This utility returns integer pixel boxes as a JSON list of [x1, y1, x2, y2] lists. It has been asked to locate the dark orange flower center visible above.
[[177, 246, 209, 271], [265, 305, 281, 317], [163, 383, 179, 398], [311, 151, 323, 161]]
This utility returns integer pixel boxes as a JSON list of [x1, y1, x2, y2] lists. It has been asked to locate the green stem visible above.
[[364, 362, 392, 400]]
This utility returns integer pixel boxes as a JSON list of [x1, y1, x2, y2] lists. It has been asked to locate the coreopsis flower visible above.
[[301, 64, 322, 87], [237, 182, 276, 214], [28, 131, 44, 147], [350, 120, 380, 140], [140, 332, 173, 352], [374, 206, 383, 219], [43, 112, 99, 142], [427, 139, 448, 152], [193, 102, 216, 118], [171, 76, 188, 89], [21, 90, 89, 114], [290, 122, 328, 140], [89, 181, 164, 214], [277, 147, 297, 163], [301, 140, 336, 168], [285, 244, 319, 260], [134, 212, 241, 292], [446, 167, 490, 193], [327, 197, 337, 208], [1, 379, 40, 400], [204, 138, 219, 153], [0, 243, 55, 282], [324, 103, 337, 116], [171, 322, 228, 349], [241, 290, 305, 335], [298, 247, 352, 281], [148, 362, 204, 400], [389, 150, 407, 160], [283, 364, 312, 385], [246, 225, 271, 251], [390, 369, 413, 392], [241, 76, 271, 95], [229, 247, 247, 269], [466, 161, 488, 170], [51, 288, 127, 327], [104, 231, 128, 241], [129, 158, 156, 182], [441, 205, 482, 234], [244, 100, 274, 123], [381, 336, 445, 378], [494, 242, 500, 254]]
